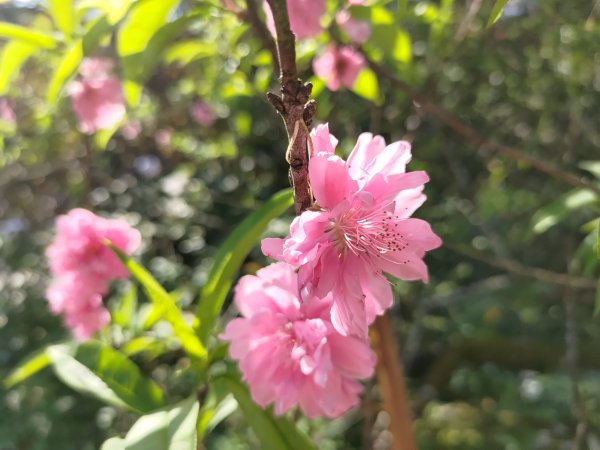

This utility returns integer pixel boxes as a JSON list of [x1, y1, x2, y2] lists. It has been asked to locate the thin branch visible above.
[[359, 50, 600, 196], [264, 0, 315, 214], [371, 315, 418, 450], [448, 243, 597, 290]]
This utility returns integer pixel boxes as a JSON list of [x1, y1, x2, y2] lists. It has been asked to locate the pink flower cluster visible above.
[[68, 58, 126, 135], [313, 45, 365, 91], [223, 124, 441, 418], [46, 209, 141, 340]]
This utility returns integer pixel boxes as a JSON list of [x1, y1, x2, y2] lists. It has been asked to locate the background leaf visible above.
[[0, 40, 37, 95], [487, 0, 510, 26], [48, 0, 76, 37], [0, 22, 58, 48], [194, 189, 293, 342], [47, 342, 165, 413], [99, 395, 199, 450], [4, 349, 51, 388]]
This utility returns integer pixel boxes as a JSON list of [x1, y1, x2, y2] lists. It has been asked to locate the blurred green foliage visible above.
[[0, 0, 599, 449]]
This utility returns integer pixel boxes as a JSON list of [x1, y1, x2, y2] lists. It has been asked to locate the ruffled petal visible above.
[[308, 153, 357, 209]]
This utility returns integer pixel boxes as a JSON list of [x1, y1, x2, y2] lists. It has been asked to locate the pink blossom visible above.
[[336, 11, 371, 44], [68, 58, 126, 135], [264, 0, 325, 40], [190, 101, 216, 126], [221, 262, 376, 418], [262, 125, 442, 336], [46, 208, 141, 280], [0, 97, 16, 124], [154, 128, 173, 147], [313, 45, 365, 91], [46, 209, 141, 340]]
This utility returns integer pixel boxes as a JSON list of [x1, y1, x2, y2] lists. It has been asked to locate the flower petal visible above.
[[309, 153, 356, 209]]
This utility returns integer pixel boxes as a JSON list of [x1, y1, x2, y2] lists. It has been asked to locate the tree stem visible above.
[[371, 313, 417, 450], [264, 0, 315, 214]]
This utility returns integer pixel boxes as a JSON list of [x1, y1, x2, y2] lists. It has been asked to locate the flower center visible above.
[[329, 203, 407, 257]]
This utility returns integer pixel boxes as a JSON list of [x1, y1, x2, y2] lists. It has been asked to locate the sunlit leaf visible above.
[[4, 349, 51, 388], [393, 29, 412, 63], [164, 40, 215, 66], [579, 161, 600, 180], [78, 0, 136, 25], [352, 68, 382, 104], [212, 374, 316, 450], [46, 40, 83, 103], [112, 284, 138, 328], [100, 395, 199, 450], [0, 40, 37, 95], [48, 0, 76, 37], [0, 22, 58, 48], [47, 342, 165, 413], [110, 247, 208, 361], [82, 14, 113, 56], [487, 0, 510, 26], [531, 189, 598, 234], [195, 189, 293, 343]]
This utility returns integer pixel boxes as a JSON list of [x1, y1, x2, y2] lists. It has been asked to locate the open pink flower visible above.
[[336, 11, 371, 44], [221, 262, 376, 418], [262, 125, 442, 336], [313, 45, 365, 91], [46, 208, 140, 340], [68, 58, 126, 135], [264, 0, 325, 40]]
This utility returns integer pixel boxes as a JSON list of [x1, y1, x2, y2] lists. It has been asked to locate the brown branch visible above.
[[371, 314, 418, 450], [265, 0, 315, 214], [359, 50, 600, 196], [448, 243, 597, 289]]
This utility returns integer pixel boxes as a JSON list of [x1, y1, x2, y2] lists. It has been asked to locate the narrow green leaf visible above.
[[79, 0, 135, 25], [82, 14, 113, 56], [212, 375, 316, 450], [112, 285, 138, 328], [110, 247, 207, 361], [49, 0, 76, 37], [0, 22, 58, 48], [47, 342, 165, 413], [100, 395, 199, 450], [4, 349, 50, 388], [393, 29, 412, 63], [46, 40, 83, 103], [487, 0, 510, 26], [0, 40, 37, 95], [199, 394, 238, 438], [352, 68, 382, 105], [195, 189, 293, 342], [531, 189, 598, 234]]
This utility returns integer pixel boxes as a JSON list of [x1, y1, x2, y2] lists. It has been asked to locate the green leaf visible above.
[[82, 14, 113, 56], [352, 68, 382, 104], [212, 375, 316, 450], [487, 0, 510, 26], [531, 189, 598, 234], [48, 0, 76, 37], [393, 29, 412, 63], [197, 394, 238, 439], [112, 285, 138, 329], [0, 40, 37, 95], [163, 40, 215, 66], [100, 395, 199, 450], [47, 342, 165, 413], [79, 0, 136, 25], [46, 40, 83, 103], [580, 161, 600, 180], [117, 0, 179, 85], [4, 349, 51, 388], [110, 247, 207, 361], [0, 22, 58, 48], [195, 189, 294, 342]]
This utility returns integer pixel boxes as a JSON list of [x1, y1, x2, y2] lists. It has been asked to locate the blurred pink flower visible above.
[[46, 208, 141, 280], [121, 120, 142, 140], [313, 45, 365, 91], [221, 262, 376, 418], [190, 101, 216, 126], [262, 125, 442, 336], [46, 208, 141, 340], [68, 58, 126, 135], [0, 97, 16, 124], [264, 0, 325, 39], [154, 128, 173, 147], [336, 11, 370, 44]]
